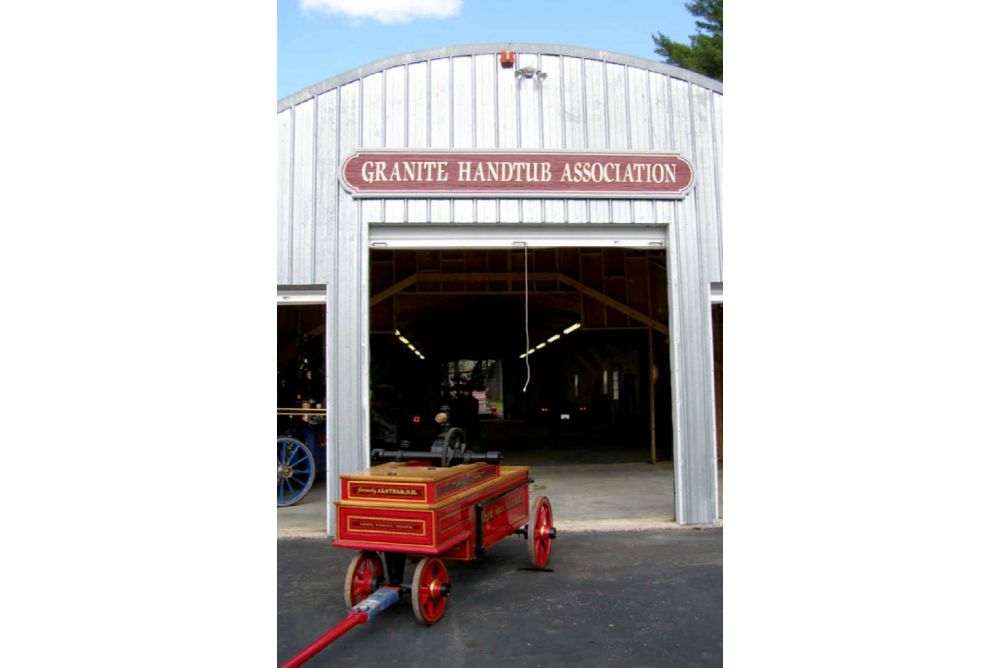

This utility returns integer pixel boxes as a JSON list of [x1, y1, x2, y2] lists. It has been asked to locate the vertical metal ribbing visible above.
[[449, 56, 455, 223], [470, 57, 477, 147], [559, 55, 567, 224], [663, 74, 681, 518], [581, 58, 591, 223], [426, 58, 432, 147], [311, 96, 319, 282], [623, 68, 632, 148], [358, 197, 369, 472], [602, 58, 611, 224], [325, 87, 339, 529], [471, 55, 477, 222], [404, 63, 410, 147], [427, 59, 432, 222], [449, 57, 455, 148], [352, 80, 368, 525], [686, 82, 701, 260], [493, 54, 499, 221], [403, 64, 409, 224], [623, 66, 634, 224], [358, 75, 364, 153], [709, 91, 722, 269], [287, 105, 296, 281], [380, 69, 386, 224], [666, 76, 676, 226], [334, 85, 341, 268], [602, 59, 610, 153], [699, 80, 718, 523], [537, 51, 545, 224], [515, 55, 522, 223], [646, 67, 654, 152]]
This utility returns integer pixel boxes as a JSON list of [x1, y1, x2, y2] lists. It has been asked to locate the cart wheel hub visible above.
[[278, 464, 293, 480], [428, 580, 448, 599]]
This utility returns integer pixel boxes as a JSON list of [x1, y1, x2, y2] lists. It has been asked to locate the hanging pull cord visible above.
[[522, 245, 531, 393]]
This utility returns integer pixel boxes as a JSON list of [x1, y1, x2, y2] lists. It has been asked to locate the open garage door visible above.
[[314, 221, 717, 535], [362, 224, 679, 531], [369, 246, 673, 467]]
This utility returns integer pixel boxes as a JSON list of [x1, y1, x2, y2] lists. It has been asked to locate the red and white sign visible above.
[[341, 150, 694, 199]]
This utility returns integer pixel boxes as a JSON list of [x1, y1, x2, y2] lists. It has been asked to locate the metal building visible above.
[[277, 43, 722, 534]]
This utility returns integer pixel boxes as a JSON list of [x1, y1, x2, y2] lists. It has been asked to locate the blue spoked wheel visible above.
[[277, 436, 316, 507]]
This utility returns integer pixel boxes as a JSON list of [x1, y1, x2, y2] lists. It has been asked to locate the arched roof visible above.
[[278, 42, 721, 112]]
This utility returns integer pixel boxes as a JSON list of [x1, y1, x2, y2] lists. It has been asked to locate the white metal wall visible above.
[[276, 44, 722, 529], [278, 44, 722, 284]]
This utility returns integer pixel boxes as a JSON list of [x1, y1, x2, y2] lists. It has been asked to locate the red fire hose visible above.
[[281, 587, 401, 668]]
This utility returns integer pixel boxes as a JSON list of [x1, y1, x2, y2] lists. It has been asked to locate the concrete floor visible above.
[[277, 460, 723, 538]]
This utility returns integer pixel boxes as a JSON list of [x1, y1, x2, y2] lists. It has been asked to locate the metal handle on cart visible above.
[[371, 449, 503, 466]]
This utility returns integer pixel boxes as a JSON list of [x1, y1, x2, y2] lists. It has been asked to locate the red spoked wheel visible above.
[[527, 496, 555, 569], [410, 557, 450, 625], [343, 551, 384, 608]]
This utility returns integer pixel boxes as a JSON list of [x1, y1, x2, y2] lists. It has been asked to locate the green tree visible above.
[[652, 0, 723, 81]]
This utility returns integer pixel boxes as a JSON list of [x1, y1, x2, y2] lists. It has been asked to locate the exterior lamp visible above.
[[515, 65, 546, 80]]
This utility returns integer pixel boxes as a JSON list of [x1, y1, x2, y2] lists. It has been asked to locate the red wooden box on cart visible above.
[[333, 459, 554, 624]]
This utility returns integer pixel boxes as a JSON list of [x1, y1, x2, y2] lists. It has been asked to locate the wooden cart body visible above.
[[333, 461, 530, 560]]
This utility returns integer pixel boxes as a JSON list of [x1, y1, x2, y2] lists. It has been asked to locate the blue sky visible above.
[[278, 0, 700, 99]]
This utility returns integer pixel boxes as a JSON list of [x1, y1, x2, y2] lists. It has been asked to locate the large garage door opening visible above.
[[368, 247, 672, 468]]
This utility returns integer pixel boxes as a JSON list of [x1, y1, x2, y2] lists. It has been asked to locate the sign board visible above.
[[341, 150, 694, 199]]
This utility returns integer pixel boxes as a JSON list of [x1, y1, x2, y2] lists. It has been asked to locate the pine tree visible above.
[[652, 0, 723, 81]]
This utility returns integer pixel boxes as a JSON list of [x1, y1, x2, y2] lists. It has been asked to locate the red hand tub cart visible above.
[[281, 422, 556, 667]]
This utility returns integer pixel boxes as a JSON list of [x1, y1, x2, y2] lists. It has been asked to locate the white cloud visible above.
[[301, 0, 462, 24]]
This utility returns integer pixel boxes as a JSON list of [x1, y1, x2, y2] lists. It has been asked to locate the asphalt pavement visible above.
[[277, 528, 722, 667]]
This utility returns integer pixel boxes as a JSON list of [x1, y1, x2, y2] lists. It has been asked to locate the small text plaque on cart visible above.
[[341, 150, 694, 199]]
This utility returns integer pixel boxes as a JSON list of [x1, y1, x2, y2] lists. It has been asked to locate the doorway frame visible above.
[[325, 222, 718, 535]]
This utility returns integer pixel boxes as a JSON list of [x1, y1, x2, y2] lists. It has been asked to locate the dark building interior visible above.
[[279, 247, 678, 467]]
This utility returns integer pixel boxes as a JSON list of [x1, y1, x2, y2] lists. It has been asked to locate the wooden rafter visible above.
[[370, 271, 668, 335], [556, 274, 668, 335]]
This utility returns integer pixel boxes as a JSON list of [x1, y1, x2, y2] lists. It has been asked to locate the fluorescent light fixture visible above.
[[407, 344, 416, 351], [526, 348, 536, 355], [519, 353, 527, 359], [535, 342, 546, 350], [399, 336, 410, 345], [563, 323, 581, 334], [394, 330, 401, 336], [547, 334, 560, 343]]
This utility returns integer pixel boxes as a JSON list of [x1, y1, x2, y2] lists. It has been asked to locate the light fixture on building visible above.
[[499, 50, 516, 67], [515, 65, 546, 80]]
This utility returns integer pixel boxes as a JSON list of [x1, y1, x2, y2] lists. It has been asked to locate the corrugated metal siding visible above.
[[276, 109, 292, 284], [277, 44, 722, 527], [277, 44, 723, 283]]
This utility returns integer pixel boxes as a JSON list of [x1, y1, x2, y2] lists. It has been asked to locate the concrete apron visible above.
[[277, 462, 723, 539]]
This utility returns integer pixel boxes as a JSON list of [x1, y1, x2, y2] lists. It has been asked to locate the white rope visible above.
[[522, 245, 531, 392]]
